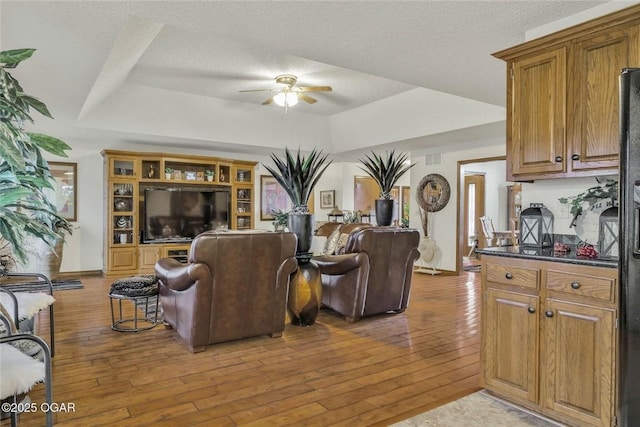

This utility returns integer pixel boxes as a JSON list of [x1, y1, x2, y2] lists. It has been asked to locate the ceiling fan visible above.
[[239, 74, 332, 111]]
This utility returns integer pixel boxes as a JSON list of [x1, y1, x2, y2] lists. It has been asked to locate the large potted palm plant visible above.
[[0, 48, 72, 268], [359, 150, 415, 226], [263, 147, 331, 254]]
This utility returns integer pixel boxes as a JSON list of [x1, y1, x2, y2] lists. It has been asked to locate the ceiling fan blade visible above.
[[239, 88, 279, 93], [297, 86, 332, 92], [298, 93, 318, 104], [262, 96, 274, 105]]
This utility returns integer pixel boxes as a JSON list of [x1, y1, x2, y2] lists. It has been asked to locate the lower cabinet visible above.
[[106, 244, 190, 276], [481, 255, 617, 427], [541, 299, 615, 427]]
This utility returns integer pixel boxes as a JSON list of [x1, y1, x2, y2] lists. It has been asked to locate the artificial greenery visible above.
[[359, 150, 415, 199], [271, 209, 289, 230], [204, 169, 214, 177], [558, 178, 618, 226], [262, 147, 332, 213], [0, 48, 72, 263]]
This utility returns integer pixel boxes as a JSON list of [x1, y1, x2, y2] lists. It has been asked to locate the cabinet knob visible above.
[[505, 272, 513, 280], [571, 281, 581, 289], [571, 154, 580, 161], [555, 156, 563, 163], [545, 310, 554, 318], [528, 307, 536, 314]]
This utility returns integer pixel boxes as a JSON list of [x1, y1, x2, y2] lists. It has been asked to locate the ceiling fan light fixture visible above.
[[273, 91, 299, 108]]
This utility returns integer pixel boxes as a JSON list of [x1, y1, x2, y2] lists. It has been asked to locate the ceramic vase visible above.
[[287, 254, 322, 326]]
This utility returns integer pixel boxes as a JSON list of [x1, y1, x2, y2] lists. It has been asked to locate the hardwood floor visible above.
[[4, 269, 482, 426]]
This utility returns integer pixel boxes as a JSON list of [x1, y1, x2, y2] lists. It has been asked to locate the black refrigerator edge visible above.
[[618, 68, 640, 427]]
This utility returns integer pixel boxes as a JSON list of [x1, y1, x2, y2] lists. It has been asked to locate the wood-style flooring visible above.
[[3, 268, 482, 426]]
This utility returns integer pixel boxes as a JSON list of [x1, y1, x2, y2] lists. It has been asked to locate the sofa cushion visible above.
[[334, 233, 350, 255], [310, 236, 328, 255], [323, 226, 342, 255]]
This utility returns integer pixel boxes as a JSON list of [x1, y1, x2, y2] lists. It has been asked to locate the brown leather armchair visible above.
[[313, 227, 420, 322], [155, 230, 298, 352]]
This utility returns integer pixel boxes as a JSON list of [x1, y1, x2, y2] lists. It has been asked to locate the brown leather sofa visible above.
[[313, 227, 420, 322], [154, 230, 298, 352]]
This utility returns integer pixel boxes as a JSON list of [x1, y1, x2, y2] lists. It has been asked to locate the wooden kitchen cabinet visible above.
[[541, 299, 615, 427], [480, 255, 617, 427], [509, 48, 566, 177], [494, 6, 640, 181], [483, 288, 539, 406]]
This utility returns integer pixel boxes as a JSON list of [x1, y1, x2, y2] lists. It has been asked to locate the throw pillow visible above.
[[334, 233, 350, 255], [323, 226, 342, 255], [309, 236, 328, 255]]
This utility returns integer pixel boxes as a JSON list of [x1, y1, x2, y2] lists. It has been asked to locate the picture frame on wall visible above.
[[48, 161, 77, 221], [260, 175, 292, 220], [320, 190, 335, 209]]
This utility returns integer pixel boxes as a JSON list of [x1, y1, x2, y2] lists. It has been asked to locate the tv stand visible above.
[[102, 150, 256, 277]]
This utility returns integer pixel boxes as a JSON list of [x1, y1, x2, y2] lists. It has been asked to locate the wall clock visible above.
[[416, 174, 451, 212]]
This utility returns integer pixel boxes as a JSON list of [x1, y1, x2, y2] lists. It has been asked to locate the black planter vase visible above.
[[288, 213, 315, 254], [375, 199, 394, 226]]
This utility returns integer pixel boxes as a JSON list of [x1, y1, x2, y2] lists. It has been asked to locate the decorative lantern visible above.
[[520, 203, 554, 247], [598, 206, 619, 258]]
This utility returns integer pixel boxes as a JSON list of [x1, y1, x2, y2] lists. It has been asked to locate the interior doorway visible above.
[[456, 156, 506, 274], [463, 174, 485, 257]]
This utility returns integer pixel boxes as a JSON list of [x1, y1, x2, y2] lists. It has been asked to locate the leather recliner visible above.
[[155, 230, 298, 352], [313, 227, 420, 322]]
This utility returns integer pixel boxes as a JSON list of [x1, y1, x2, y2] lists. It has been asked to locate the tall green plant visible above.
[[0, 48, 72, 263], [262, 147, 332, 214], [359, 150, 415, 199]]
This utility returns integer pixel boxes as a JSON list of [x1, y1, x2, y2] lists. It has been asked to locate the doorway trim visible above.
[[456, 155, 506, 274]]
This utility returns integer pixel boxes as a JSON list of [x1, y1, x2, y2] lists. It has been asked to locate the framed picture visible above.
[[48, 162, 77, 221], [320, 190, 335, 209], [260, 175, 292, 220], [401, 186, 411, 222]]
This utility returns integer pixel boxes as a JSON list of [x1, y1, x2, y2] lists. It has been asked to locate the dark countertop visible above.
[[476, 246, 618, 269]]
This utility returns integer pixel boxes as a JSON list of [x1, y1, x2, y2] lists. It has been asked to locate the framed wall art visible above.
[[320, 190, 335, 209], [49, 161, 77, 221]]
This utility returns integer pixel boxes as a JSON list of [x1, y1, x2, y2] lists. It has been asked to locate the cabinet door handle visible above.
[[571, 154, 580, 161], [571, 281, 581, 289], [528, 307, 536, 314], [555, 156, 563, 163], [545, 310, 554, 318], [505, 273, 513, 279]]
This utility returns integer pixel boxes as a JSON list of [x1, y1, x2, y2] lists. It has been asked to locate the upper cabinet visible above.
[[494, 6, 640, 181]]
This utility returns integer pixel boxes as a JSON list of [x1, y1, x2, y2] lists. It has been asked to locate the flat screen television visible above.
[[142, 187, 230, 243]]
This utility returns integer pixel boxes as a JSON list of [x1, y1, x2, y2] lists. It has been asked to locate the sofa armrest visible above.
[[313, 252, 366, 275], [155, 258, 210, 292]]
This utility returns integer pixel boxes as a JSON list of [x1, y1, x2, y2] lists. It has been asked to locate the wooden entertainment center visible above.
[[102, 150, 256, 277]]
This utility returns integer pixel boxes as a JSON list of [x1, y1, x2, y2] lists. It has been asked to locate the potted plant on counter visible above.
[[359, 150, 415, 226]]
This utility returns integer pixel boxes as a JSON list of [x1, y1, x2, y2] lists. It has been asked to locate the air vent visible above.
[[425, 153, 442, 166]]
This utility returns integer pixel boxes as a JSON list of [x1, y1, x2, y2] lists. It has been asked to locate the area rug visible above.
[[0, 279, 83, 293], [135, 295, 163, 322], [391, 391, 562, 427], [463, 264, 481, 273]]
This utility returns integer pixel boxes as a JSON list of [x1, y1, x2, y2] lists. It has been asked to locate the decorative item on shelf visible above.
[[219, 171, 225, 182], [147, 164, 156, 179], [164, 167, 173, 180], [185, 171, 197, 181], [196, 171, 204, 181], [238, 170, 245, 182], [598, 205, 619, 258], [119, 233, 127, 244], [173, 170, 182, 180], [520, 203, 554, 247], [205, 169, 214, 182], [116, 217, 128, 228], [359, 150, 415, 226], [114, 199, 127, 211]]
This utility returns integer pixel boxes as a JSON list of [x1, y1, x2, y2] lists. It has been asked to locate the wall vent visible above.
[[425, 153, 442, 166]]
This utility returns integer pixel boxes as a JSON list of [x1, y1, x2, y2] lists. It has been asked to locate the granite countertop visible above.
[[476, 246, 618, 268]]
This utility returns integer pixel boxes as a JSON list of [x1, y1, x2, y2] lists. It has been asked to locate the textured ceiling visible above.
[[0, 0, 617, 156]]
